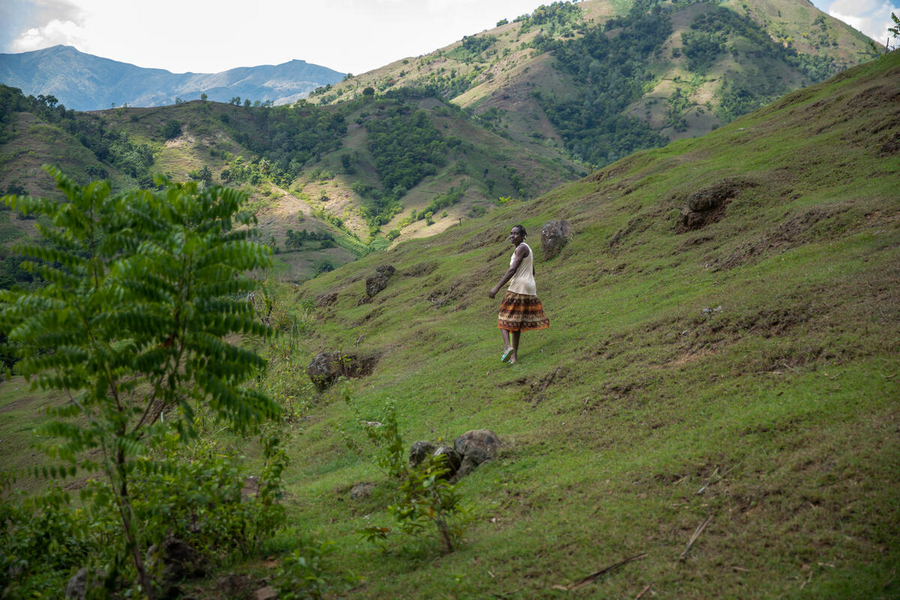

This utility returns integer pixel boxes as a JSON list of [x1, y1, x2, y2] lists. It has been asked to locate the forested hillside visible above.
[[317, 0, 877, 166], [0, 83, 581, 282]]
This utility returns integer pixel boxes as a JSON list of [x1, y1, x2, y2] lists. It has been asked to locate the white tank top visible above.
[[507, 242, 536, 295]]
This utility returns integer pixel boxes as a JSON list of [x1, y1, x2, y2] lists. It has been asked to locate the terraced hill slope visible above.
[[266, 51, 899, 598], [316, 0, 878, 167]]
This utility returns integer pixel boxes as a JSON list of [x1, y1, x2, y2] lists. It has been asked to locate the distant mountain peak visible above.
[[0, 46, 345, 110]]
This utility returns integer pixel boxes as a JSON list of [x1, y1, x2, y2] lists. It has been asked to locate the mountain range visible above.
[[0, 45, 346, 111]]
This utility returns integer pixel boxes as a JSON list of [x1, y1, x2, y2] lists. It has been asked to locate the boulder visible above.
[[432, 446, 462, 476], [307, 352, 378, 392], [146, 537, 206, 588], [409, 441, 436, 467], [541, 220, 572, 260], [454, 429, 501, 474], [365, 265, 396, 297], [65, 568, 106, 600], [350, 482, 376, 499]]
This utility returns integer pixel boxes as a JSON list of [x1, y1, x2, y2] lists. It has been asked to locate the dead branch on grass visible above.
[[635, 583, 653, 599], [551, 553, 648, 591], [695, 467, 719, 495], [679, 515, 712, 560]]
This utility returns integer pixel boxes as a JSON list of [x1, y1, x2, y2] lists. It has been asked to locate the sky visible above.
[[1, 0, 898, 75]]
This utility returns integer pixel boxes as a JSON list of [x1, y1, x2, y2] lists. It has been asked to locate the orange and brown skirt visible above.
[[498, 290, 550, 332]]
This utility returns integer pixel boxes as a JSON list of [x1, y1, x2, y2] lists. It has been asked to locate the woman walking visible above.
[[488, 225, 549, 364]]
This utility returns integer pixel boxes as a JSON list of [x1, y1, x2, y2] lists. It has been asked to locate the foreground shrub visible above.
[[0, 167, 278, 599], [357, 404, 471, 553]]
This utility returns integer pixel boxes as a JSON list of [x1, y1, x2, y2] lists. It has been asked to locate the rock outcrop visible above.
[[541, 220, 572, 260], [307, 351, 378, 391], [366, 265, 396, 297], [409, 429, 502, 479], [679, 179, 756, 231]]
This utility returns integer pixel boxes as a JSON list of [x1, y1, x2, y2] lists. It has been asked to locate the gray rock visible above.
[[65, 568, 106, 600], [454, 429, 501, 467], [432, 446, 462, 476], [541, 220, 572, 260], [458, 456, 480, 478], [255, 586, 279, 600], [146, 537, 206, 596], [409, 441, 436, 467], [350, 482, 376, 499], [365, 265, 396, 297], [307, 352, 378, 391]]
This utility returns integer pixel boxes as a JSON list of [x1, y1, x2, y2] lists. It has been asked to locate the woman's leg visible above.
[[510, 330, 521, 363], [501, 328, 512, 351]]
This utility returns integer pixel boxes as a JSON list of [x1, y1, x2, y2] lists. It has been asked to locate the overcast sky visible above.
[[1, 0, 897, 75]]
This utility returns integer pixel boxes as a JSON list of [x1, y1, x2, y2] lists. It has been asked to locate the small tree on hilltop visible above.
[[889, 13, 899, 51], [0, 167, 278, 598]]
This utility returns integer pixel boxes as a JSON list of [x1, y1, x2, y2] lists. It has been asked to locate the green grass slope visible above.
[[269, 53, 899, 598]]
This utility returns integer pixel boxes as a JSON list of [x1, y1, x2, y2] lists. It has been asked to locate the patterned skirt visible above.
[[498, 291, 550, 332]]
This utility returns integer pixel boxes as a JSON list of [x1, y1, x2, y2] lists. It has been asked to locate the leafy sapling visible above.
[[357, 404, 471, 553], [0, 167, 279, 598]]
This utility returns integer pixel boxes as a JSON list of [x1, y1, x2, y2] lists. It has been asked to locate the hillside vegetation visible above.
[[253, 52, 898, 598], [316, 0, 876, 167], [0, 84, 583, 278], [0, 0, 879, 271]]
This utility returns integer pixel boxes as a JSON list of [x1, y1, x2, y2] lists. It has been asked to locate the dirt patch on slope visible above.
[[0, 396, 37, 414], [715, 203, 851, 270], [677, 178, 758, 232]]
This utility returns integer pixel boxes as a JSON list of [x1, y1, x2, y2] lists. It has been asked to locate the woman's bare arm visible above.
[[489, 244, 528, 298]]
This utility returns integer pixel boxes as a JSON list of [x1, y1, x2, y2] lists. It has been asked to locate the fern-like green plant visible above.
[[0, 166, 278, 599]]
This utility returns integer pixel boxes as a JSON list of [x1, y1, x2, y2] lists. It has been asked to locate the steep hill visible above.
[[261, 52, 898, 597], [0, 45, 346, 110], [0, 85, 582, 282], [315, 0, 878, 167]]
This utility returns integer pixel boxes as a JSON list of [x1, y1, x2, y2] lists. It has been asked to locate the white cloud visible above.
[[829, 0, 900, 44], [10, 18, 87, 52]]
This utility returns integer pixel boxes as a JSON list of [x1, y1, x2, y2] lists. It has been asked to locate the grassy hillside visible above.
[[247, 52, 898, 598], [1, 34, 897, 600], [315, 0, 877, 167]]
